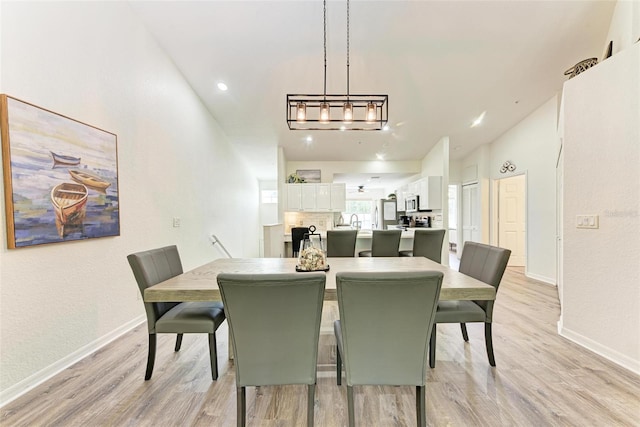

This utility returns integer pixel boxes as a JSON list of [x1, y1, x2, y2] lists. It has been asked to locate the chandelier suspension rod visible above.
[[346, 0, 350, 99], [323, 0, 327, 101]]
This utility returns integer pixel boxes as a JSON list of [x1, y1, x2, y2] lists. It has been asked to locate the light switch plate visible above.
[[173, 217, 181, 228], [576, 215, 598, 229]]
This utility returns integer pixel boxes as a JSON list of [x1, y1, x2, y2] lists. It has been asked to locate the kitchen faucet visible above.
[[349, 214, 360, 230]]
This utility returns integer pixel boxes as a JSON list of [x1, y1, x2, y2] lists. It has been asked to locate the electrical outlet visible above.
[[576, 215, 598, 229], [173, 217, 181, 228]]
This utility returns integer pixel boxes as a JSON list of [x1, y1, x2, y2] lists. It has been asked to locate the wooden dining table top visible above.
[[144, 257, 496, 303]]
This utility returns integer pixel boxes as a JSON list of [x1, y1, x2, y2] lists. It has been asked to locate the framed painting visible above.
[[296, 169, 321, 183], [1, 95, 120, 248]]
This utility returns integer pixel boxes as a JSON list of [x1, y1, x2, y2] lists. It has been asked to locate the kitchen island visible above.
[[282, 228, 441, 257]]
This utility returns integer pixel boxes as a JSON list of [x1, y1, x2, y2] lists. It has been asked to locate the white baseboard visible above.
[[559, 325, 640, 375], [525, 270, 556, 286], [0, 315, 145, 408]]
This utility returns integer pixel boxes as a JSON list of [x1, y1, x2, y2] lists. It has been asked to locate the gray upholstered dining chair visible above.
[[358, 229, 402, 257], [429, 241, 511, 368], [326, 230, 358, 257], [334, 271, 443, 427], [127, 245, 226, 381], [399, 229, 446, 263], [217, 273, 326, 427]]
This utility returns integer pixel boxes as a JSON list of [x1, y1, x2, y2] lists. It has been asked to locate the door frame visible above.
[[491, 171, 528, 268]]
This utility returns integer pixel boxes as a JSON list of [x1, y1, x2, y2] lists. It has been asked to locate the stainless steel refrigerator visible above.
[[374, 199, 398, 230]]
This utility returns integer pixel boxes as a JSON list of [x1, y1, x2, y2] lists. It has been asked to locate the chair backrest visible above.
[[326, 230, 358, 257], [127, 245, 183, 332], [371, 229, 402, 257], [412, 229, 446, 263], [217, 273, 326, 387], [458, 241, 511, 320], [336, 271, 443, 386], [291, 227, 310, 257]]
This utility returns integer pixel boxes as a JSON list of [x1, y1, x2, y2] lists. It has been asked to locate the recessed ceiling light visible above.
[[376, 153, 385, 160], [217, 82, 228, 91], [306, 136, 313, 143], [471, 111, 486, 128]]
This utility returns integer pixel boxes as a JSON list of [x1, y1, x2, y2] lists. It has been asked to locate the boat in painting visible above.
[[68, 169, 111, 190], [50, 182, 88, 237], [50, 151, 81, 166]]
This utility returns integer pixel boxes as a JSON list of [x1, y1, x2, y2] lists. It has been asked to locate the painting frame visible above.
[[296, 169, 321, 183], [1, 94, 120, 249]]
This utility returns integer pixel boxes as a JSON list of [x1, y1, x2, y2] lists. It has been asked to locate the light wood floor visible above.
[[2, 266, 639, 426]]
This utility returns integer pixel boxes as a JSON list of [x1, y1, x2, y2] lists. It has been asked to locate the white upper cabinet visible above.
[[330, 183, 346, 212], [284, 183, 346, 212], [396, 186, 407, 211], [316, 184, 331, 211], [286, 184, 302, 211], [417, 176, 442, 210], [301, 184, 317, 211]]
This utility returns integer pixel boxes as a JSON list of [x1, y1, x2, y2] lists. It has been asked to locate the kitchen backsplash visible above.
[[284, 212, 337, 233]]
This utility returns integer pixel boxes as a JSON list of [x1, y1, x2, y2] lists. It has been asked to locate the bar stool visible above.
[[291, 227, 309, 257], [358, 230, 402, 257], [327, 230, 358, 257], [399, 229, 446, 263]]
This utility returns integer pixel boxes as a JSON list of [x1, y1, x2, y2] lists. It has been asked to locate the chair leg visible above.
[[416, 385, 426, 427], [209, 333, 219, 380], [336, 346, 342, 386], [307, 384, 315, 427], [460, 323, 469, 342], [237, 386, 246, 427], [347, 386, 355, 427], [145, 334, 156, 380], [485, 323, 496, 367], [174, 333, 183, 351], [429, 325, 437, 368]]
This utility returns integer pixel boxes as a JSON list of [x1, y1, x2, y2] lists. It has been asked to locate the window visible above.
[[261, 190, 278, 204], [341, 200, 374, 230]]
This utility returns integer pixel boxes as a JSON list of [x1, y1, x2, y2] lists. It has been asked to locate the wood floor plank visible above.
[[2, 266, 639, 426]]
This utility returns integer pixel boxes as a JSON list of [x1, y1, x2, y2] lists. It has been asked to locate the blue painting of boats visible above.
[[1, 95, 120, 248]]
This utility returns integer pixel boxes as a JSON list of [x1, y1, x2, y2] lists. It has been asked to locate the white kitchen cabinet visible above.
[[396, 186, 407, 212], [284, 183, 346, 212], [417, 176, 442, 210], [330, 183, 346, 212], [286, 184, 302, 211], [301, 184, 317, 211], [316, 184, 332, 211]]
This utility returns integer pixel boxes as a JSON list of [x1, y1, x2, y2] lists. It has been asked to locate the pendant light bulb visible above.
[[366, 103, 377, 122], [343, 102, 353, 123], [320, 102, 330, 123], [296, 103, 307, 122]]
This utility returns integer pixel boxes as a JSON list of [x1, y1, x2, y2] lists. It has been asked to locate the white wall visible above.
[[421, 136, 450, 265], [0, 1, 260, 404], [605, 0, 640, 55], [560, 42, 640, 374], [489, 97, 558, 284]]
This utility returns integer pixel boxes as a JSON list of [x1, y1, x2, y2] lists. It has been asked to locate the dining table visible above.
[[144, 256, 496, 303]]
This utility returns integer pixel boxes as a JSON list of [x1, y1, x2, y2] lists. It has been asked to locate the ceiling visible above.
[[130, 1, 614, 184]]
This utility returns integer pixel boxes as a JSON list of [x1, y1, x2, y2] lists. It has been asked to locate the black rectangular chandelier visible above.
[[286, 94, 388, 131], [286, 0, 388, 131]]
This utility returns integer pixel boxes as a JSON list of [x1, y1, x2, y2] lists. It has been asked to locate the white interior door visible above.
[[498, 175, 526, 266], [462, 183, 480, 245]]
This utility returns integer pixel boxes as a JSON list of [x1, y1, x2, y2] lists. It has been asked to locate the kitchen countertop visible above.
[[283, 228, 442, 242]]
